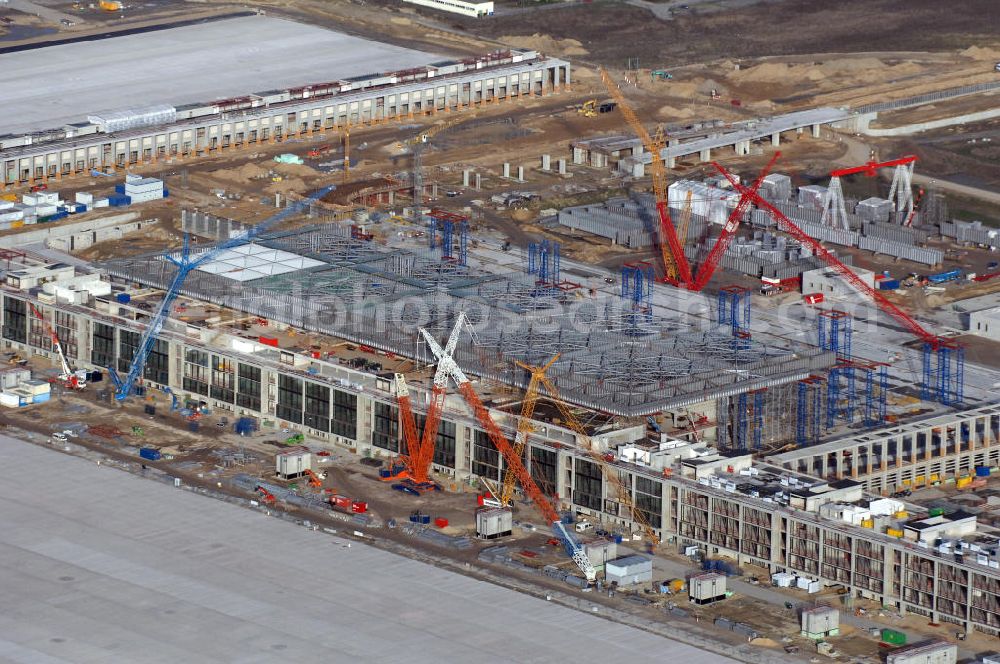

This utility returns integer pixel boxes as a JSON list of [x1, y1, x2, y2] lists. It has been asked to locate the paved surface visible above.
[[0, 15, 438, 136], [0, 435, 735, 664], [6, 0, 82, 27]]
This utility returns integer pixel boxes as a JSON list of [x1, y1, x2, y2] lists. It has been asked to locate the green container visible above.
[[881, 628, 907, 645], [929, 507, 945, 517]]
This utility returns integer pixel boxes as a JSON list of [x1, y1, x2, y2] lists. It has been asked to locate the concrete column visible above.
[[557, 159, 566, 175], [502, 163, 510, 178], [516, 166, 525, 181], [771, 132, 780, 147], [462, 170, 471, 187], [572, 147, 586, 165], [666, 156, 676, 168], [699, 148, 711, 163], [474, 173, 482, 190], [541, 154, 551, 171], [811, 124, 821, 138], [430, 184, 438, 198]]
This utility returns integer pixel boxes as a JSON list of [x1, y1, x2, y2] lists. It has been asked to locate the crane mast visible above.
[[599, 67, 691, 285]]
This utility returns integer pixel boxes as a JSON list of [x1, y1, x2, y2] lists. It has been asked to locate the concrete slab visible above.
[[0, 435, 735, 663], [0, 15, 440, 135]]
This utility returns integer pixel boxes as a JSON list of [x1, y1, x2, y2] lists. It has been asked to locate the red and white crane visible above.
[[828, 155, 919, 226], [27, 302, 85, 389], [420, 316, 596, 582]]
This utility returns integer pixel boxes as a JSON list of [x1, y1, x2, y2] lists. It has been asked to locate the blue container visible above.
[[116, 293, 131, 304], [927, 269, 962, 284], [114, 184, 125, 194], [379, 469, 392, 479], [139, 447, 162, 461], [419, 514, 431, 524], [32, 392, 50, 404], [188, 421, 200, 433], [108, 195, 131, 207], [163, 188, 169, 198], [976, 466, 991, 477], [879, 279, 900, 290], [88, 370, 103, 383], [613, 534, 623, 544], [234, 417, 256, 435]]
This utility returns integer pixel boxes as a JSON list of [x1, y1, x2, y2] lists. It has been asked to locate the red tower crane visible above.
[[713, 162, 941, 347], [687, 152, 780, 291]]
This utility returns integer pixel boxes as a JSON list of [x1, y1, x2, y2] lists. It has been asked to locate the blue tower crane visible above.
[[108, 186, 334, 401]]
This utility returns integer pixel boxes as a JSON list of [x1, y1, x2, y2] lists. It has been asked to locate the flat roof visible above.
[[0, 435, 737, 663], [0, 15, 439, 135]]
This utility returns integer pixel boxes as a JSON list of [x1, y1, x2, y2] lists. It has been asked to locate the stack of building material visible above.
[[855, 197, 893, 223], [798, 185, 827, 210], [123, 174, 166, 204], [858, 236, 943, 266], [760, 173, 792, 202]]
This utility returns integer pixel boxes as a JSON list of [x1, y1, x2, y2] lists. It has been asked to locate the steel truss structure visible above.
[[102, 224, 834, 417]]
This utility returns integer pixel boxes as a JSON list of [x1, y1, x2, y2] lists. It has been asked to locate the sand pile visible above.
[[273, 162, 316, 177], [658, 105, 695, 120], [501, 34, 588, 57], [961, 45, 995, 60], [265, 177, 307, 194]]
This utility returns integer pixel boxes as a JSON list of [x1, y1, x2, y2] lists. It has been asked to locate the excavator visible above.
[[577, 100, 598, 118], [304, 468, 324, 488]]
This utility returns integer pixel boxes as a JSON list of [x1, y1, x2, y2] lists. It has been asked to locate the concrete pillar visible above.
[[474, 173, 482, 190], [462, 169, 471, 187], [557, 159, 566, 175], [516, 166, 525, 182], [771, 132, 780, 147], [699, 148, 711, 163], [811, 124, 821, 138], [502, 163, 511, 178], [541, 154, 551, 171], [666, 156, 676, 169], [572, 147, 586, 165]]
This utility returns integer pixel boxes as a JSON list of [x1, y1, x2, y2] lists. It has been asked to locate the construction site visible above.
[[3, 1, 1000, 662]]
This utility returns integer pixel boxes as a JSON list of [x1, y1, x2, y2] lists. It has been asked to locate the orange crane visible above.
[[494, 353, 560, 507], [420, 318, 596, 582], [600, 67, 691, 286], [386, 316, 466, 487], [304, 469, 324, 488]]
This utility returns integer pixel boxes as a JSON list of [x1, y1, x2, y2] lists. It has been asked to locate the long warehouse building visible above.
[[0, 18, 569, 186]]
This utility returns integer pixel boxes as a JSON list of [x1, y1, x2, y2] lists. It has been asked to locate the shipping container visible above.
[[880, 628, 907, 645], [434, 517, 449, 528], [879, 279, 900, 290], [976, 466, 991, 477], [139, 447, 162, 461], [928, 507, 945, 517], [927, 269, 962, 284], [116, 293, 131, 304], [351, 501, 368, 513], [259, 336, 278, 347]]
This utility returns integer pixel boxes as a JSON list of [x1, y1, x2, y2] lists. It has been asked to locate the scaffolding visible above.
[[717, 285, 751, 338], [922, 338, 964, 406], [621, 261, 654, 319], [796, 376, 826, 447], [428, 209, 469, 266], [859, 362, 889, 427]]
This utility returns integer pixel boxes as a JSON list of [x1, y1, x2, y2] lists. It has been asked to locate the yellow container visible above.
[[10, 221, 23, 229], [930, 474, 940, 482], [901, 479, 911, 486], [914, 475, 925, 486], [0, 194, 16, 202], [886, 528, 904, 538], [893, 511, 909, 519], [957, 477, 972, 489], [861, 519, 874, 528]]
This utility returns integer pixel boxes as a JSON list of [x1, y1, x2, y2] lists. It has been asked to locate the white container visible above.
[[75, 192, 94, 205], [476, 507, 513, 539], [0, 392, 21, 408], [93, 198, 110, 208]]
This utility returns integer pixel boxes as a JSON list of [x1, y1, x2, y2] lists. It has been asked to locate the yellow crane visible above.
[[405, 114, 476, 204], [495, 354, 560, 507], [599, 67, 692, 286], [677, 189, 694, 248], [494, 355, 660, 546]]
